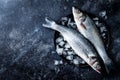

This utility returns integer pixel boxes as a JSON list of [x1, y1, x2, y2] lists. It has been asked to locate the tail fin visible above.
[[42, 17, 56, 30], [104, 60, 116, 74]]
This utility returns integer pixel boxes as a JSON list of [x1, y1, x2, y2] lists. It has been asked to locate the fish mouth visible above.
[[72, 7, 83, 16], [90, 61, 102, 74], [72, 7, 81, 14], [72, 6, 86, 22], [94, 65, 102, 74]]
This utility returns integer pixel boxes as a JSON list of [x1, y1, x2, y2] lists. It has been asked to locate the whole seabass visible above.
[[72, 7, 114, 73]]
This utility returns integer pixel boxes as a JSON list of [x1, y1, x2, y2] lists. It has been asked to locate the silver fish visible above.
[[72, 7, 114, 73], [42, 17, 102, 73]]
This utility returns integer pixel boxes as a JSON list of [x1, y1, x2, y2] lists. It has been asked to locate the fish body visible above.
[[43, 17, 102, 73], [72, 7, 114, 73]]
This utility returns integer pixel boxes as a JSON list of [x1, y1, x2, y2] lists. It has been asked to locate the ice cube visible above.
[[56, 37, 63, 43], [65, 43, 71, 49], [100, 26, 106, 32], [62, 51, 67, 55], [59, 60, 63, 64], [67, 51, 74, 55], [95, 21, 99, 25], [56, 45, 63, 55], [64, 48, 69, 51], [67, 18, 71, 26], [59, 41, 65, 47], [66, 55, 73, 60], [61, 17, 68, 21], [73, 59, 79, 65], [62, 21, 65, 25]]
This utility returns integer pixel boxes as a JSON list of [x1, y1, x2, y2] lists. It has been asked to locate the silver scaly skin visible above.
[[42, 17, 102, 73], [72, 7, 114, 73]]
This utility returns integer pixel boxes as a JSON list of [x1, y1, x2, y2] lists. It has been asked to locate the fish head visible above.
[[72, 7, 87, 31], [72, 7, 86, 23], [89, 57, 102, 74], [92, 62, 102, 74]]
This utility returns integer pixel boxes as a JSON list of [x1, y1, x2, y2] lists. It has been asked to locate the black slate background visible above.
[[0, 0, 120, 80]]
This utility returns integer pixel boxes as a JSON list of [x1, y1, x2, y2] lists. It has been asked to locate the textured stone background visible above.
[[0, 0, 120, 80]]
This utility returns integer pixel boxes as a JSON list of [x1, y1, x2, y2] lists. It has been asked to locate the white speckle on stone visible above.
[[0, 67, 7, 74], [80, 74, 83, 77], [99, 11, 107, 19], [66, 55, 73, 60], [1, 0, 12, 4], [102, 33, 106, 37], [9, 29, 22, 40], [56, 45, 63, 55], [54, 60, 59, 65], [104, 16, 107, 19], [100, 26, 106, 32], [34, 27, 39, 32], [51, 51, 56, 54], [95, 21, 99, 25], [59, 60, 63, 64], [63, 6, 67, 10], [54, 60, 63, 65], [73, 0, 76, 3], [56, 37, 63, 43]]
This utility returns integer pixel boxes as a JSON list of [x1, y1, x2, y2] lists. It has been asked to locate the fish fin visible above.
[[80, 23, 87, 30], [42, 17, 56, 29], [104, 60, 116, 74]]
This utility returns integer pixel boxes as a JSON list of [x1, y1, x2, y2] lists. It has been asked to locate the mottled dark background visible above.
[[0, 0, 120, 80]]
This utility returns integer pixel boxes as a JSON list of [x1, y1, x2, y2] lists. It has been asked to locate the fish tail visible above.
[[104, 60, 116, 74], [42, 17, 57, 30]]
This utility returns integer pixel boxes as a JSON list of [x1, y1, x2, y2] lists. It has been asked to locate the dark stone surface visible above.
[[0, 0, 120, 80]]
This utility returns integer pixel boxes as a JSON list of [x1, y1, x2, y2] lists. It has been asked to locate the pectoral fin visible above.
[[80, 23, 87, 30]]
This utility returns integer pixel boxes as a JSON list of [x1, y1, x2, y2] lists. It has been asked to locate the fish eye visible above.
[[76, 10, 81, 13]]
